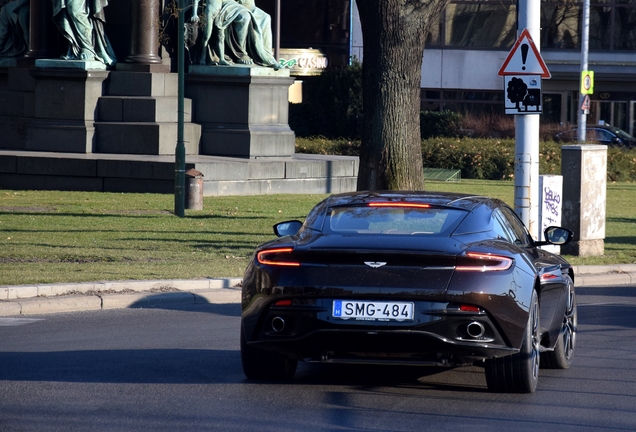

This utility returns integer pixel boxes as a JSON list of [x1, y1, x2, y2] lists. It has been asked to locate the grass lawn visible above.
[[1, 182, 634, 286]]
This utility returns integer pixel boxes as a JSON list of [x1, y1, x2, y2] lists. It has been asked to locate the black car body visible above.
[[240, 191, 577, 393], [555, 124, 636, 148]]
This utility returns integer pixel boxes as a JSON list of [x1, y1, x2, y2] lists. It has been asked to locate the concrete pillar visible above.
[[21, 0, 59, 62], [561, 145, 607, 256], [118, 0, 168, 72]]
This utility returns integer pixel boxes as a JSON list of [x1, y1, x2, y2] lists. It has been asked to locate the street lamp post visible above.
[[274, 0, 281, 62], [174, 0, 186, 217]]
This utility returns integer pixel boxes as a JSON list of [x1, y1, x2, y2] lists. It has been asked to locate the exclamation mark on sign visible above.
[[521, 44, 529, 71]]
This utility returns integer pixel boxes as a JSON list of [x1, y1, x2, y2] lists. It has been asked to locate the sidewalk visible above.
[[1, 265, 635, 317]]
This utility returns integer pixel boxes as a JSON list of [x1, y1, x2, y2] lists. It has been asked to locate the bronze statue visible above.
[[191, 0, 278, 68], [0, 0, 29, 58], [52, 0, 116, 66]]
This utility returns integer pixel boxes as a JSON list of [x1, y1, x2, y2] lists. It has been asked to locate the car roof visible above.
[[325, 191, 498, 211], [557, 125, 636, 143], [560, 124, 630, 134]]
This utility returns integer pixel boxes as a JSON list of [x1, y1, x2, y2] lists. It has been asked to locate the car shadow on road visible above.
[[0, 348, 487, 393], [291, 362, 489, 392], [124, 294, 241, 317], [0, 348, 245, 384]]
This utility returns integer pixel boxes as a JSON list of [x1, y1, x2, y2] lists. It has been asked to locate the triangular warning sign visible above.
[[498, 29, 551, 78]]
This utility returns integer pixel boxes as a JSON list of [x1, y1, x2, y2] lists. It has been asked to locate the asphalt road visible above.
[[1, 286, 635, 432]]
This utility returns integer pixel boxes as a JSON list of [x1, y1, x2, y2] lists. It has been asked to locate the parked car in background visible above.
[[240, 191, 577, 393], [555, 124, 636, 148]]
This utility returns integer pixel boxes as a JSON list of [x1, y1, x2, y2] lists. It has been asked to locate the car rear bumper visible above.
[[242, 299, 521, 365], [247, 328, 518, 365]]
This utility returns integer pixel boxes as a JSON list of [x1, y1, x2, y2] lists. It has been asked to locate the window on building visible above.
[[540, 0, 636, 51], [543, 94, 563, 123], [444, 1, 517, 48], [541, 1, 581, 49], [614, 4, 636, 50], [422, 90, 505, 115], [426, 21, 442, 47], [440, 0, 636, 51]]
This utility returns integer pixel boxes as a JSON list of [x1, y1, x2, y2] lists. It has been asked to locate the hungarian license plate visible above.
[[332, 300, 414, 322]]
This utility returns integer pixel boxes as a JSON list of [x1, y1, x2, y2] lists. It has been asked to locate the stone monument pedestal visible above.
[[186, 66, 295, 158], [26, 63, 110, 153], [561, 144, 607, 256]]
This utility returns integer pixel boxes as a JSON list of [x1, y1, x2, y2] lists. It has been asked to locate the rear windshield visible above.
[[325, 205, 467, 236], [609, 126, 634, 140]]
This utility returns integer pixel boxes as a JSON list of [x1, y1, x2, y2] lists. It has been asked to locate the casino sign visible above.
[[278, 48, 329, 76]]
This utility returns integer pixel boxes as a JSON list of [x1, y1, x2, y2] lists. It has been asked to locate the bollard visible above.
[[185, 168, 204, 210]]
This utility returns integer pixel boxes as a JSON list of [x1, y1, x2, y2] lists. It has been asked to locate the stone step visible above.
[[94, 122, 201, 155], [98, 96, 193, 123], [106, 71, 178, 97], [0, 150, 359, 196]]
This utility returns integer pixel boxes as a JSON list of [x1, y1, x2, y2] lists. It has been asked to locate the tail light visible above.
[[540, 271, 560, 281], [368, 202, 430, 209], [447, 303, 484, 313], [456, 252, 513, 272], [257, 248, 300, 267], [273, 299, 293, 307]]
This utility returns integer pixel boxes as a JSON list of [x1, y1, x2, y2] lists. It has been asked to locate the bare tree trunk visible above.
[[356, 0, 448, 191]]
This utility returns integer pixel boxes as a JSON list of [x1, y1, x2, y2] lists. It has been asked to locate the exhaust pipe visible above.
[[466, 321, 485, 339], [271, 316, 285, 332]]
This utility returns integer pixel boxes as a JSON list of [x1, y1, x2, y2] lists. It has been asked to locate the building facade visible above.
[[348, 0, 636, 135]]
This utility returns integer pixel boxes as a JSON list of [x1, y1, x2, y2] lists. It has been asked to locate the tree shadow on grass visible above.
[[0, 211, 270, 221], [606, 217, 636, 224]]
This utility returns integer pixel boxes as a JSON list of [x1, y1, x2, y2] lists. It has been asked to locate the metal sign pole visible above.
[[174, 0, 186, 217], [577, 0, 591, 143], [514, 0, 541, 239], [274, 0, 281, 63]]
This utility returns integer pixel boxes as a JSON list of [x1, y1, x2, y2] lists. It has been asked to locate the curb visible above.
[[1, 266, 635, 317], [572, 264, 636, 287], [0, 278, 242, 317]]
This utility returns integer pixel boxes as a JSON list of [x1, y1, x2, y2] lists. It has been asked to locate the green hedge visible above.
[[607, 149, 636, 182], [295, 136, 360, 156], [420, 111, 463, 139], [295, 137, 636, 182], [421, 138, 562, 180]]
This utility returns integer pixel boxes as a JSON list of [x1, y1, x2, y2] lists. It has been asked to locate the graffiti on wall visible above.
[[542, 185, 561, 226], [539, 175, 562, 253]]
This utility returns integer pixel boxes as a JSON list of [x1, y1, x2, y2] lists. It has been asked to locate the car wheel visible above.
[[240, 326, 297, 380], [541, 275, 577, 369], [485, 289, 540, 393]]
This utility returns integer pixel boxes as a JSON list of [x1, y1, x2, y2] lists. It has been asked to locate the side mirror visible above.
[[543, 226, 573, 245], [273, 220, 303, 237]]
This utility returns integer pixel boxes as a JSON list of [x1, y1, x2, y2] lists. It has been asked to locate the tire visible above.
[[485, 289, 540, 393], [541, 275, 577, 369], [240, 326, 298, 380]]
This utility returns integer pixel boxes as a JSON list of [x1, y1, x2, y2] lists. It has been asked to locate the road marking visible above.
[[0, 318, 44, 326], [579, 302, 636, 306]]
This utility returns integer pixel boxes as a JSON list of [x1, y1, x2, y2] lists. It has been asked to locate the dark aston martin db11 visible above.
[[240, 191, 577, 393]]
